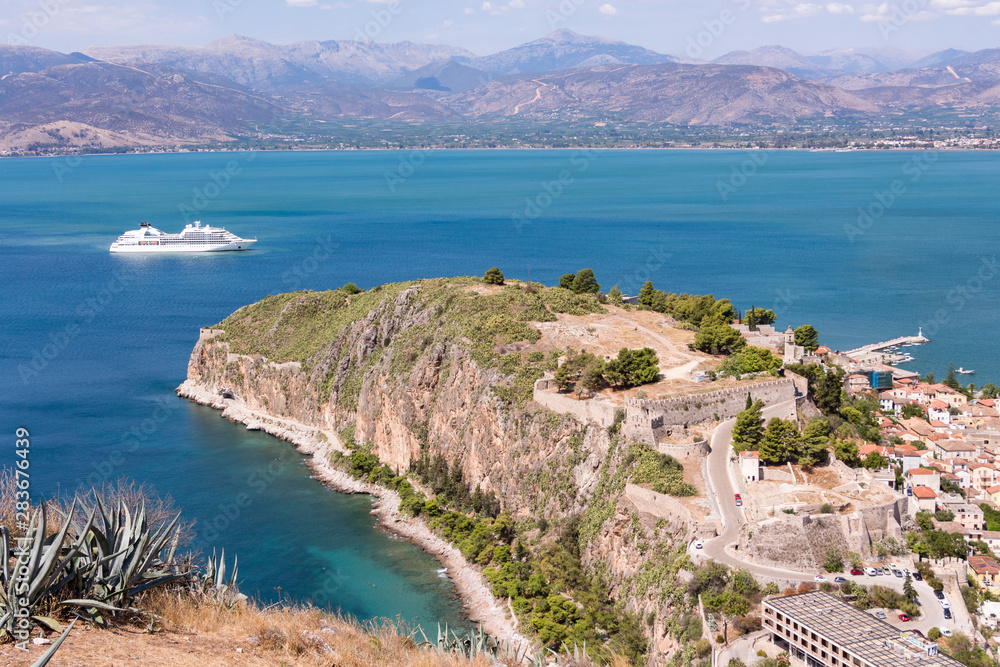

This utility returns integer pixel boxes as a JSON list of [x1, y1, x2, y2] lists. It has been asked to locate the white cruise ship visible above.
[[109, 221, 256, 253]]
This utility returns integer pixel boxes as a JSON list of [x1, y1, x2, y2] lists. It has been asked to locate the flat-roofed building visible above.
[[762, 591, 962, 667]]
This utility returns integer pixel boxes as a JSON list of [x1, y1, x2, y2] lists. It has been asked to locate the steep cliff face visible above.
[[181, 279, 695, 662], [185, 281, 612, 518]]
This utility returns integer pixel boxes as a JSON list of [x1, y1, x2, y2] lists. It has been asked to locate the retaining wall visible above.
[[623, 378, 797, 446], [531, 380, 619, 428]]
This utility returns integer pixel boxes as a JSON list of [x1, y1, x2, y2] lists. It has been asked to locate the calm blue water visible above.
[[1, 149, 998, 623]]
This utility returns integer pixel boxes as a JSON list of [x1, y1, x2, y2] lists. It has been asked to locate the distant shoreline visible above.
[[1, 144, 967, 161], [174, 379, 532, 651]]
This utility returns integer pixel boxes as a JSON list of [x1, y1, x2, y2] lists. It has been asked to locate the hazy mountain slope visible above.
[[713, 46, 826, 79], [449, 63, 878, 124], [0, 61, 278, 147], [808, 49, 889, 75], [0, 45, 94, 76], [389, 59, 493, 92], [278, 80, 465, 121], [469, 30, 675, 75], [911, 49, 969, 69], [84, 35, 477, 88]]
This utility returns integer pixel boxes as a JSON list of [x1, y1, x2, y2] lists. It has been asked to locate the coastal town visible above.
[[690, 318, 1000, 667]]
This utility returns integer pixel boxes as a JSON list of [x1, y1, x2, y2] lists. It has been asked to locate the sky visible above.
[[2, 0, 998, 61]]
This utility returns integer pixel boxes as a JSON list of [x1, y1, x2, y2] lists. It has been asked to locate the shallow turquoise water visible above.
[[1, 148, 998, 625]]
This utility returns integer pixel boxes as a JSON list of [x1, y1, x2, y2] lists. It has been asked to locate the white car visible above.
[[814, 575, 827, 582], [694, 540, 703, 549], [864, 567, 878, 576], [941, 600, 950, 609], [939, 627, 953, 637]]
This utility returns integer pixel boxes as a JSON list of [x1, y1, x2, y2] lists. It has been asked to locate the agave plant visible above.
[[0, 501, 99, 637], [198, 549, 246, 608], [1, 493, 191, 638], [62, 493, 187, 619]]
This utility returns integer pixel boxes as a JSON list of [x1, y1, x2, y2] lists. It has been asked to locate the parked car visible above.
[[874, 611, 886, 619], [941, 601, 950, 609], [899, 613, 910, 621], [912, 629, 925, 638], [851, 568, 864, 576], [815, 575, 827, 582], [864, 567, 878, 576], [907, 486, 913, 496], [893, 568, 903, 578], [735, 493, 742, 507], [694, 540, 703, 549], [913, 571, 923, 581], [934, 589, 945, 600], [940, 627, 953, 637], [835, 576, 847, 583], [944, 608, 952, 620]]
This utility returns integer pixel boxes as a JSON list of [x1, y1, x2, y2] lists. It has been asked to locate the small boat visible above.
[[956, 367, 975, 375]]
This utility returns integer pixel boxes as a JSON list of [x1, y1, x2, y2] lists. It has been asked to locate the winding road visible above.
[[697, 401, 972, 637]]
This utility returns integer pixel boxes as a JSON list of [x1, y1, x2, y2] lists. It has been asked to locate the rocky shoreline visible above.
[[175, 380, 531, 651]]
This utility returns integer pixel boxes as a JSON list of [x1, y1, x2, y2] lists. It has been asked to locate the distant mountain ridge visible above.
[[3, 33, 1000, 151]]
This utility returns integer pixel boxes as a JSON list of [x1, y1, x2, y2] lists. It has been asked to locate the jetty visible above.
[[843, 328, 929, 364]]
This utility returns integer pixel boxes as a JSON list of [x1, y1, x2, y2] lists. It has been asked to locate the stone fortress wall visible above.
[[621, 378, 798, 446]]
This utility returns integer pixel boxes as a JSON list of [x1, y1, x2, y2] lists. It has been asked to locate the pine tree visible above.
[[732, 400, 765, 452], [798, 419, 831, 467], [760, 418, 799, 464], [903, 574, 917, 603], [944, 363, 961, 390]]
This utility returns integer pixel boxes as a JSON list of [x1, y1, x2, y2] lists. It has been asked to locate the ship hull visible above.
[[109, 240, 256, 253]]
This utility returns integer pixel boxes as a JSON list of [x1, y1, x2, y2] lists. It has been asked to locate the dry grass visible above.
[[144, 589, 505, 667]]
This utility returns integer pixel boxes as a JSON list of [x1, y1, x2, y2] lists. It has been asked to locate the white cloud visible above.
[[286, 0, 318, 6], [826, 2, 854, 13], [463, 7, 475, 13], [761, 2, 823, 21], [598, 3, 618, 14], [509, 0, 526, 7], [481, 1, 492, 9], [443, 19, 454, 26], [945, 0, 1000, 13], [859, 1, 934, 20]]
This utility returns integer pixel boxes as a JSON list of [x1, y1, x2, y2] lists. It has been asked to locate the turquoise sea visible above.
[[1, 148, 998, 627]]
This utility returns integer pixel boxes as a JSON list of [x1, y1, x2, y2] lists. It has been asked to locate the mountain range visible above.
[[1, 31, 998, 151]]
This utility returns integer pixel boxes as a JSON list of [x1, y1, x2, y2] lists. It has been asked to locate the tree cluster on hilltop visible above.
[[555, 347, 661, 393]]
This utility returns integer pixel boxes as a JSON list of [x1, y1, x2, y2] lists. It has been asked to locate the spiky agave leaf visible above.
[[30, 618, 76, 667]]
